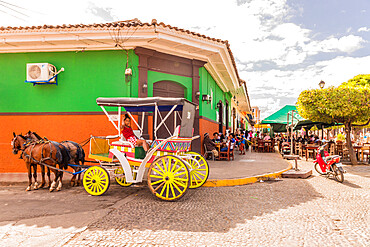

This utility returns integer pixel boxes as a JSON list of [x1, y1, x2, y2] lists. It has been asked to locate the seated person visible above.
[[264, 134, 271, 141], [204, 133, 219, 158], [121, 114, 149, 151], [221, 134, 235, 152], [212, 132, 221, 143]]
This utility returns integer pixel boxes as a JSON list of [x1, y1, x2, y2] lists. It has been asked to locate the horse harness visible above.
[[20, 139, 73, 174]]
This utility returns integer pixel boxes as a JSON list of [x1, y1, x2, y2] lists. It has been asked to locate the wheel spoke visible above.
[[173, 171, 187, 177], [174, 179, 187, 188], [169, 183, 176, 198], [174, 177, 188, 182], [173, 165, 183, 174], [193, 171, 205, 181], [166, 182, 170, 198], [159, 183, 167, 196], [172, 181, 184, 192], [150, 174, 164, 179], [154, 181, 166, 192], [156, 160, 166, 174], [152, 168, 164, 176], [150, 179, 164, 186], [194, 170, 206, 177]]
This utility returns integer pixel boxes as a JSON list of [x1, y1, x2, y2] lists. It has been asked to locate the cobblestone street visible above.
[[0, 155, 369, 246], [64, 159, 369, 246]]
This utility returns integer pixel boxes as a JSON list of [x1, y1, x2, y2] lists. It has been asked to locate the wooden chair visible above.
[[295, 141, 300, 155], [329, 143, 335, 156], [298, 142, 304, 158], [250, 138, 256, 152], [257, 140, 265, 152], [268, 140, 275, 152], [219, 141, 234, 161], [306, 144, 316, 159], [336, 143, 344, 156]]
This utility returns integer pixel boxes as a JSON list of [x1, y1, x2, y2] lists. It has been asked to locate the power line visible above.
[[0, 2, 30, 18], [0, 0, 45, 15], [0, 8, 27, 22]]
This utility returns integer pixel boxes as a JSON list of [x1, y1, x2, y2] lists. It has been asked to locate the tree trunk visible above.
[[345, 123, 358, 165]]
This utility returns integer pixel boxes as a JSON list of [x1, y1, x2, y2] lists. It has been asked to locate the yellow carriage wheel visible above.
[[185, 152, 210, 189], [147, 155, 190, 201], [83, 166, 110, 196], [114, 167, 133, 187]]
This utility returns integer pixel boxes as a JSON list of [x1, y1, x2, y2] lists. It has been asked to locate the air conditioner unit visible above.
[[26, 63, 57, 82]]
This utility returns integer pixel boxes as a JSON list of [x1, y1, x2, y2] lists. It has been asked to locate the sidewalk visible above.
[[0, 149, 292, 188], [203, 149, 292, 187]]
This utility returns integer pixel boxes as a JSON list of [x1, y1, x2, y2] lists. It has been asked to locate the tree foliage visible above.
[[297, 85, 370, 125], [297, 74, 370, 165], [341, 74, 370, 88]]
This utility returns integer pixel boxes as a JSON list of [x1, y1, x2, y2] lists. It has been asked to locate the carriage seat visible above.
[[112, 140, 134, 148]]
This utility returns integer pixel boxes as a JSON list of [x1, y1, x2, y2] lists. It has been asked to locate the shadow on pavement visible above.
[[88, 178, 322, 233], [0, 178, 322, 233]]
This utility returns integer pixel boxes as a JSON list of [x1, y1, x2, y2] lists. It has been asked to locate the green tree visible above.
[[297, 75, 370, 165]]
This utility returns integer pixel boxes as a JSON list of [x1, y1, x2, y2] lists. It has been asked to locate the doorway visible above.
[[153, 80, 185, 138]]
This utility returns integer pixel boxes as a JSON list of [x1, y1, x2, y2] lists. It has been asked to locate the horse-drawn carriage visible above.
[[83, 97, 209, 201], [11, 97, 208, 201]]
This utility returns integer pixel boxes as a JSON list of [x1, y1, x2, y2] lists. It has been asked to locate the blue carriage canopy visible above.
[[96, 97, 196, 112]]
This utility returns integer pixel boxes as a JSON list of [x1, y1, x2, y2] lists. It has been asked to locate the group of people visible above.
[[203, 129, 260, 159]]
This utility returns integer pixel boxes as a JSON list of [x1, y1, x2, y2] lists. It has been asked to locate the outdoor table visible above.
[[305, 146, 319, 161]]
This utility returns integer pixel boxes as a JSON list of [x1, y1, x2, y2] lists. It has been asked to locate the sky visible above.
[[0, 0, 369, 118]]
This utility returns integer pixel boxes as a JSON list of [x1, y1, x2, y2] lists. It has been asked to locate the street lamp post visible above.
[[319, 80, 325, 89]]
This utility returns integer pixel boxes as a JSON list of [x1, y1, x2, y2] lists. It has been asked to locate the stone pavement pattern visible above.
[[0, 154, 368, 246], [65, 160, 369, 246]]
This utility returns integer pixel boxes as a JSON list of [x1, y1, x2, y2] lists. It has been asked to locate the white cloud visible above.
[[245, 55, 370, 118], [358, 27, 370, 32]]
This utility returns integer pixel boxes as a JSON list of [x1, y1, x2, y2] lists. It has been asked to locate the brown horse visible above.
[[11, 133, 65, 192], [25, 131, 85, 186]]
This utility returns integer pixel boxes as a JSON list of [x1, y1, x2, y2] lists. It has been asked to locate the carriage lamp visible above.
[[319, 80, 325, 89]]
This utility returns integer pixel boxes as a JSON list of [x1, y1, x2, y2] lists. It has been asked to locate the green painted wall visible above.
[[147, 70, 192, 100], [199, 67, 231, 126], [0, 50, 138, 113]]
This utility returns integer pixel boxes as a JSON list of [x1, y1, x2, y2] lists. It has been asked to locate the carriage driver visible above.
[[121, 114, 149, 151]]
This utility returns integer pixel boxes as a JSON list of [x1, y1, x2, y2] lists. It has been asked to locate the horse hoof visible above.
[[25, 186, 31, 191], [49, 188, 54, 192], [38, 184, 45, 189]]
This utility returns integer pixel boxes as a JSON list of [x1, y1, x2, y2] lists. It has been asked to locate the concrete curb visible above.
[[203, 162, 293, 187]]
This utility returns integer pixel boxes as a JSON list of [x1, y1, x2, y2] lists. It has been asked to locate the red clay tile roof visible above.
[[0, 18, 243, 85]]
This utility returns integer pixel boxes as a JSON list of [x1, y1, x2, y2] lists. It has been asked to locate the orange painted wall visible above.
[[1, 114, 117, 173], [199, 118, 219, 154]]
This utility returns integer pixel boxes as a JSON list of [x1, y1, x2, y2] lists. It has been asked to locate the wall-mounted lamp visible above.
[[216, 102, 222, 109], [195, 91, 201, 100], [202, 94, 211, 103], [143, 82, 148, 88], [125, 68, 132, 83]]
